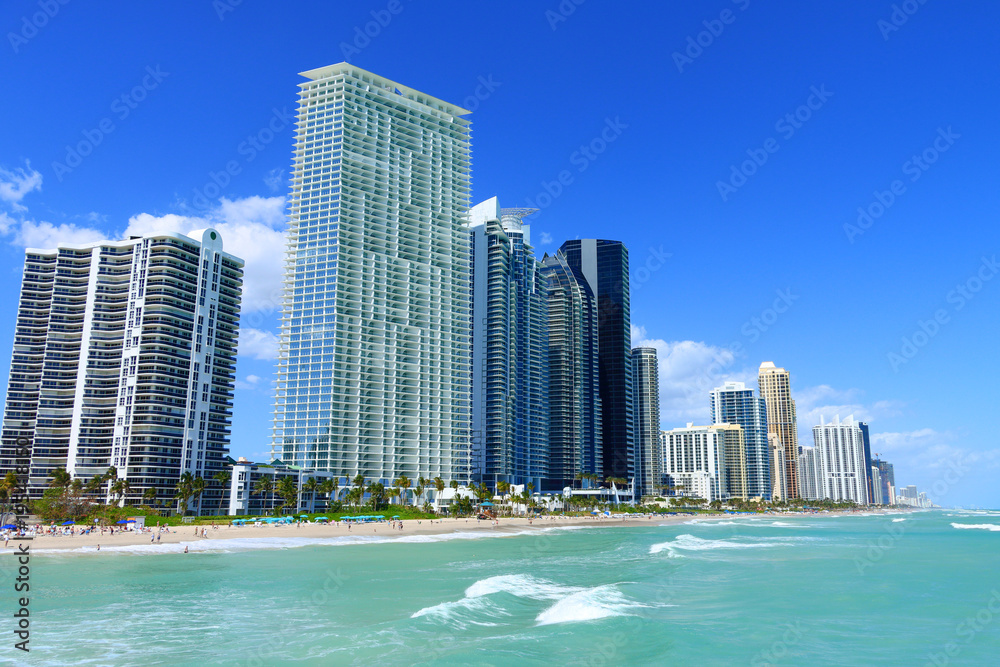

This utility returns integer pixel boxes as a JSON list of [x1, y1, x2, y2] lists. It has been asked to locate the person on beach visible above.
[[184, 545, 189, 553], [156, 532, 161, 543], [97, 544, 100, 551]]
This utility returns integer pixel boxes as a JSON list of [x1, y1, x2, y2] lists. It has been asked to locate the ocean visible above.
[[7, 510, 1000, 665]]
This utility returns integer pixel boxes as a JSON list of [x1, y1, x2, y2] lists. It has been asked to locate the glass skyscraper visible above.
[[710, 381, 771, 500], [540, 250, 601, 488], [559, 239, 633, 483], [468, 197, 548, 490], [271, 63, 472, 484]]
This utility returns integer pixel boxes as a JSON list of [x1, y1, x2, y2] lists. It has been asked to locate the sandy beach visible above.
[[1, 509, 905, 555]]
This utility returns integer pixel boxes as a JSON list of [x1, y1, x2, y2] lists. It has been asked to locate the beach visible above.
[[1, 509, 902, 554]]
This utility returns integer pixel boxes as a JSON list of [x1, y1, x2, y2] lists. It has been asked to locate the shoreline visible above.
[[1, 508, 913, 556]]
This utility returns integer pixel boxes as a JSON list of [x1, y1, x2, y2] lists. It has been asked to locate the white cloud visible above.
[[235, 374, 263, 390], [631, 324, 754, 427], [125, 195, 287, 313], [0, 162, 42, 210], [794, 384, 905, 445], [539, 231, 553, 246], [239, 327, 279, 360], [14, 219, 107, 248]]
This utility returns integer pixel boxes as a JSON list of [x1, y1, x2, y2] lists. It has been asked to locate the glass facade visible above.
[[559, 239, 633, 482], [710, 382, 771, 500], [540, 251, 601, 488], [631, 347, 659, 499], [271, 64, 471, 484]]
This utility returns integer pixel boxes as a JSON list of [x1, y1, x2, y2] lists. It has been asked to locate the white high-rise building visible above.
[[769, 432, 788, 501], [0, 230, 243, 513], [813, 414, 869, 504], [631, 347, 660, 500], [661, 423, 727, 502], [797, 445, 821, 501], [270, 63, 472, 485], [870, 465, 884, 505]]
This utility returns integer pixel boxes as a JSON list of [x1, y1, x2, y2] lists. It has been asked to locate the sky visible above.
[[0, 1, 997, 507]]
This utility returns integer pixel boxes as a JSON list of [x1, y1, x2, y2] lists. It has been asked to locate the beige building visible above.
[[711, 423, 747, 500], [758, 361, 800, 499]]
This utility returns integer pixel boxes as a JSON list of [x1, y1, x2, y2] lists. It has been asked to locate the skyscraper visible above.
[[857, 421, 875, 505], [768, 432, 788, 501], [468, 197, 548, 490], [540, 251, 601, 488], [0, 229, 243, 513], [711, 423, 748, 500], [631, 347, 660, 499], [797, 445, 821, 501], [758, 361, 799, 498], [271, 63, 472, 484], [559, 239, 633, 483], [874, 458, 895, 505], [661, 424, 728, 502], [710, 381, 771, 499], [813, 414, 869, 504]]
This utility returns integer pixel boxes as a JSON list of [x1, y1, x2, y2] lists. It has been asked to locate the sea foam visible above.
[[536, 584, 644, 626], [650, 533, 787, 556], [951, 523, 1000, 532]]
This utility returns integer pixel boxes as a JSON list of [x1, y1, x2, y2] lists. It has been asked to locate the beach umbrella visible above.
[[61, 521, 75, 525], [125, 519, 136, 523], [115, 519, 128, 524], [299, 514, 309, 517], [1, 524, 17, 530], [480, 502, 494, 506]]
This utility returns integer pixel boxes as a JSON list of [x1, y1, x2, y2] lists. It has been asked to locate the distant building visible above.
[[874, 458, 895, 505], [631, 347, 660, 499], [540, 251, 601, 489], [857, 421, 875, 505], [227, 458, 336, 516], [769, 432, 789, 501], [710, 381, 770, 499], [758, 362, 800, 498], [711, 423, 747, 500], [0, 229, 243, 514], [870, 465, 884, 504], [559, 239, 633, 483], [813, 415, 869, 504], [468, 198, 549, 491], [662, 424, 727, 502], [797, 445, 821, 500]]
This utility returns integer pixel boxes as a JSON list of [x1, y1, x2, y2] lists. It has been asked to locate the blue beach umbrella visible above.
[[61, 521, 75, 525], [125, 519, 136, 523], [1, 524, 17, 530], [115, 520, 128, 524]]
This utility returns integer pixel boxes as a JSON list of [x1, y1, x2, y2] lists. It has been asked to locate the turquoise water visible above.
[[5, 510, 1000, 665]]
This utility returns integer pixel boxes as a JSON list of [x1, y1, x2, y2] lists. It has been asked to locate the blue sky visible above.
[[1, 1, 997, 506]]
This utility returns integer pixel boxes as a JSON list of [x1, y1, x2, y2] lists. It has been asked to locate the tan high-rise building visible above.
[[758, 361, 799, 499]]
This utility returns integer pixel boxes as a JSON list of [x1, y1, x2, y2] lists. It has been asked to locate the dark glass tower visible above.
[[858, 421, 875, 505], [559, 240, 633, 483]]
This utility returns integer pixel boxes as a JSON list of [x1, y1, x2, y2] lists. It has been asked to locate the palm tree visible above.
[[302, 477, 319, 513], [174, 472, 194, 515], [252, 476, 274, 516], [330, 476, 340, 504], [276, 476, 297, 515], [213, 470, 232, 516], [318, 479, 334, 509], [496, 481, 510, 514], [395, 475, 411, 506], [48, 467, 71, 489], [352, 475, 366, 509], [111, 478, 131, 506], [0, 471, 20, 525], [449, 480, 459, 491], [191, 476, 206, 516], [143, 486, 158, 510], [389, 485, 401, 506], [433, 476, 446, 511], [368, 482, 388, 511]]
